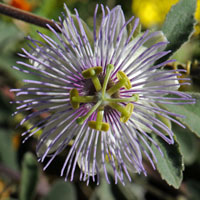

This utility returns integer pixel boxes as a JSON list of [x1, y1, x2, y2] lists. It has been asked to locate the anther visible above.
[[88, 110, 110, 132], [107, 71, 131, 95], [82, 66, 102, 91], [109, 103, 134, 123], [70, 88, 95, 109], [70, 88, 80, 109]]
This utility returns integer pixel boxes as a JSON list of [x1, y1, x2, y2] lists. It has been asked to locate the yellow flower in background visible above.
[[132, 0, 178, 27], [132, 0, 200, 34], [195, 0, 200, 35]]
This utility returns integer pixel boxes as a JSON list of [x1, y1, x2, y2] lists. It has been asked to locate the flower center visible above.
[[70, 64, 139, 132]]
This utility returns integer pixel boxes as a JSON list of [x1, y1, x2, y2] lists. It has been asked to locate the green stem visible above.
[[92, 76, 102, 92], [105, 94, 139, 103], [76, 101, 102, 124]]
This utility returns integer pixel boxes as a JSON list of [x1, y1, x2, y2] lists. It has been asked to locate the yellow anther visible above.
[[70, 89, 95, 109], [107, 71, 131, 95], [70, 88, 80, 109], [82, 66, 102, 91], [109, 103, 134, 123], [186, 61, 191, 75], [116, 71, 131, 89], [88, 110, 110, 132], [120, 103, 134, 123], [117, 71, 131, 90], [82, 66, 102, 78], [88, 121, 110, 132]]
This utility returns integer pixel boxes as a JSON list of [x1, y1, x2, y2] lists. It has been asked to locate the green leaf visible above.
[[0, 129, 18, 171], [43, 180, 77, 200], [19, 153, 39, 200], [161, 0, 196, 60], [162, 93, 200, 137], [151, 135, 183, 188], [173, 123, 198, 165]]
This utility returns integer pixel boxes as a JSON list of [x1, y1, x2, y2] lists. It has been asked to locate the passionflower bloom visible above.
[[12, 4, 194, 185]]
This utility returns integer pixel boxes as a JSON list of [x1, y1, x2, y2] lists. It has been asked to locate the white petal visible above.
[[120, 123, 143, 173], [77, 131, 101, 176], [30, 48, 49, 71], [37, 110, 75, 157], [133, 100, 156, 133], [100, 6, 127, 47], [95, 6, 127, 66], [143, 31, 168, 51], [63, 5, 93, 46], [144, 71, 180, 92]]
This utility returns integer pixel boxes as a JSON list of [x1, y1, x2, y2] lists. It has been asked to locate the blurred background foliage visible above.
[[0, 0, 200, 200]]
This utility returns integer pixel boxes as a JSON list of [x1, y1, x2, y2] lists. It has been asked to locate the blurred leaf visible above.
[[102, 166, 146, 200], [173, 123, 198, 165], [0, 93, 14, 123], [0, 21, 36, 81], [19, 153, 39, 200], [161, 0, 196, 60], [161, 93, 200, 137], [90, 178, 115, 200], [152, 135, 183, 189], [0, 21, 24, 53], [116, 181, 145, 200], [36, 0, 66, 19], [0, 129, 18, 171], [43, 180, 77, 200], [186, 180, 200, 200], [29, 0, 65, 40]]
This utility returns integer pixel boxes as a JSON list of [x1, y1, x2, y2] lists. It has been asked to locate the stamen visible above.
[[109, 103, 134, 123], [82, 66, 102, 91], [186, 61, 191, 75], [107, 71, 131, 95], [88, 110, 110, 131], [70, 88, 80, 109], [70, 88, 95, 109]]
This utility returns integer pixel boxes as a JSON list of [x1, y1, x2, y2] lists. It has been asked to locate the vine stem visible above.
[[0, 3, 61, 32]]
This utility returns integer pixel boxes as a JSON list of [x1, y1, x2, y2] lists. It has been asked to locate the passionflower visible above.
[[12, 4, 194, 185]]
